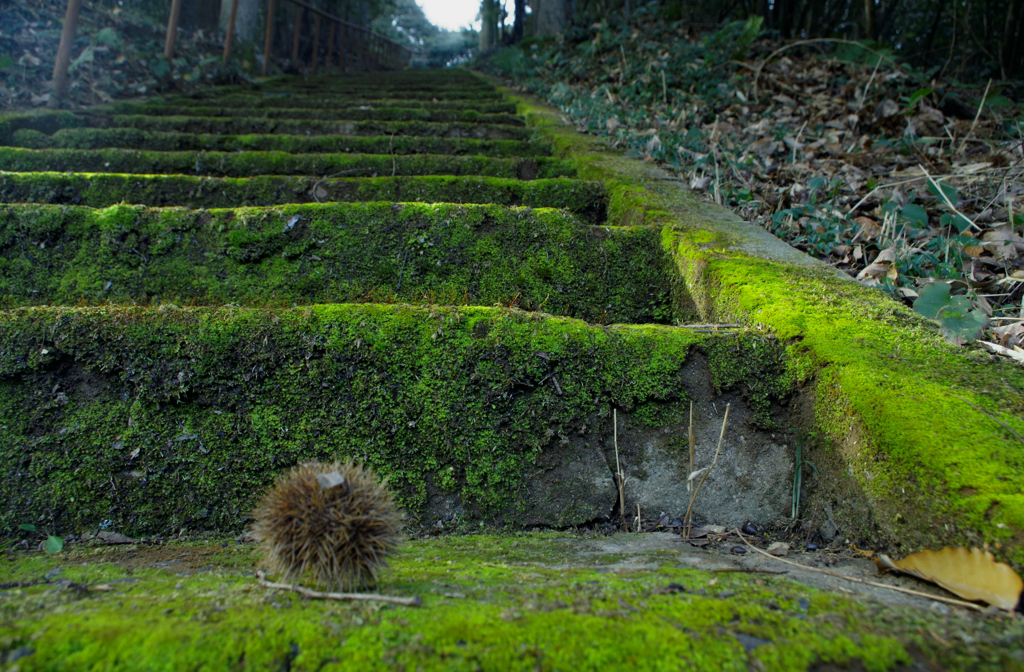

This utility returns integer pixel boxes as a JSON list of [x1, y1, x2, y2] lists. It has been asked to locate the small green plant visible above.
[[19, 524, 64, 553], [913, 281, 987, 345]]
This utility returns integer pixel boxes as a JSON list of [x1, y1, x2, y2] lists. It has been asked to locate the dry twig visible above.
[[256, 570, 422, 607]]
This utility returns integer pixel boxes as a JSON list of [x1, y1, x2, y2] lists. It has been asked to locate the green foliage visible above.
[[704, 16, 764, 64], [913, 282, 988, 346]]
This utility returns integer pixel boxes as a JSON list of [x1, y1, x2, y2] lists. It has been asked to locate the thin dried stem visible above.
[[256, 570, 421, 607]]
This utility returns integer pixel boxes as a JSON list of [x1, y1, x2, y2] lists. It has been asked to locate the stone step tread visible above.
[[0, 173, 604, 221], [0, 147, 574, 180], [10, 127, 550, 157], [0, 201, 667, 323], [159, 95, 518, 113]]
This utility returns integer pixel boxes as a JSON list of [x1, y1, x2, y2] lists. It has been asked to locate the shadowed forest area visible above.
[[482, 0, 1024, 359]]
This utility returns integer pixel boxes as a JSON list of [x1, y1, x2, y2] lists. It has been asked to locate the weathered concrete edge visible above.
[[479, 72, 1024, 564]]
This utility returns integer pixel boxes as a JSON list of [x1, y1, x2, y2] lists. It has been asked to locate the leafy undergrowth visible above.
[[1, 533, 1022, 671], [0, 0, 245, 109], [479, 7, 1024, 357]]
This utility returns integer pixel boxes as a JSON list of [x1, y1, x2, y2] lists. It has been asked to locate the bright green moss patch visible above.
[[0, 147, 572, 179], [4, 534, 1021, 671], [0, 173, 605, 221], [0, 304, 752, 534], [9, 127, 549, 157], [0, 201, 653, 318], [94, 103, 524, 126]]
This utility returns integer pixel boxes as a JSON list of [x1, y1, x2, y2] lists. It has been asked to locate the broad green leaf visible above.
[[913, 281, 952, 319], [986, 95, 1013, 110], [19, 523, 36, 532], [44, 535, 64, 554], [0, 54, 14, 70], [938, 305, 988, 346], [927, 180, 959, 206], [899, 203, 929, 228]]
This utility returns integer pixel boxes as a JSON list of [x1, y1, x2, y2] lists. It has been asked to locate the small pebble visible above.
[[730, 546, 747, 554], [741, 523, 758, 536], [718, 590, 736, 598], [221, 541, 228, 548], [805, 543, 819, 551]]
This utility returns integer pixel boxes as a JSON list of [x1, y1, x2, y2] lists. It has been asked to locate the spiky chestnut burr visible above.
[[251, 460, 403, 590]]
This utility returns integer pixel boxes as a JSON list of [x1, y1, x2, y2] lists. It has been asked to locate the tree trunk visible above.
[[534, 0, 566, 37], [221, 0, 259, 43], [512, 0, 525, 43]]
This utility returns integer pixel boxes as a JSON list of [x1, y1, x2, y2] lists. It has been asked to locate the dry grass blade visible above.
[[683, 403, 730, 538]]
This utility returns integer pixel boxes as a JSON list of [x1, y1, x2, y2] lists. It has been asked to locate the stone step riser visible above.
[[0, 148, 573, 180], [0, 173, 604, 221], [11, 127, 549, 157], [95, 104, 525, 126], [0, 202, 665, 323], [0, 304, 781, 531]]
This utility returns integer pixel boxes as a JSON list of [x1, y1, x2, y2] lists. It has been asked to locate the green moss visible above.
[[0, 304, 726, 534], [13, 535, 1003, 672], [96, 103, 524, 126], [0, 147, 573, 179], [160, 94, 517, 114], [9, 127, 550, 157], [0, 201, 656, 320], [0, 173, 605, 220], [62, 115, 532, 140], [483, 72, 1024, 563]]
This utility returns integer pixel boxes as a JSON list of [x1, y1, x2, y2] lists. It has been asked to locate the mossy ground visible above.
[[3, 532, 1020, 671]]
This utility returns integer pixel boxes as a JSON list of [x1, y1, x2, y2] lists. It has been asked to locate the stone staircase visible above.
[[0, 68, 1021, 570], [0, 69, 784, 538]]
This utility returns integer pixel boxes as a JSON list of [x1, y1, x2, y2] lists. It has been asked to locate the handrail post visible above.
[[262, 0, 277, 76], [291, 4, 303, 65], [223, 0, 240, 64], [164, 0, 184, 59], [326, 21, 335, 75], [49, 0, 83, 107], [311, 12, 321, 74]]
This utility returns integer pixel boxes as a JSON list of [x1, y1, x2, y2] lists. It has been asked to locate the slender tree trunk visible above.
[[49, 0, 83, 107], [221, 0, 259, 43], [512, 0, 525, 43], [534, 0, 566, 36]]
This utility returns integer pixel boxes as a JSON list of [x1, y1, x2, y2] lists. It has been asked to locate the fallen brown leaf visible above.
[[874, 546, 1023, 611]]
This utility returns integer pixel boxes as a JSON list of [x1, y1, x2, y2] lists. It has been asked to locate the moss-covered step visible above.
[[160, 93, 518, 113], [93, 103, 525, 126], [4, 534, 1018, 672], [490, 75, 1024, 565], [0, 110, 533, 141], [0, 202, 661, 320], [84, 115, 533, 140], [9, 127, 549, 157], [0, 173, 605, 220], [0, 147, 573, 179], [0, 304, 793, 534]]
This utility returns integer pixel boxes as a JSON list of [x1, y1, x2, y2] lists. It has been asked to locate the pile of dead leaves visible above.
[[0, 0, 245, 110], [482, 14, 1024, 358]]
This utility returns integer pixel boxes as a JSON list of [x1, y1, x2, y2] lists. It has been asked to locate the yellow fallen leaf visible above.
[[874, 546, 1023, 611]]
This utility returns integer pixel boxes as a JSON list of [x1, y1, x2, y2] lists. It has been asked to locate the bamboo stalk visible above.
[[164, 0, 184, 60], [291, 5, 303, 63], [223, 0, 240, 64], [326, 21, 335, 74], [262, 0, 278, 76], [49, 0, 83, 107], [311, 13, 321, 73]]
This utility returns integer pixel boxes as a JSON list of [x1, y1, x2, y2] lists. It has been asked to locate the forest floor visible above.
[[480, 11, 1024, 357]]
